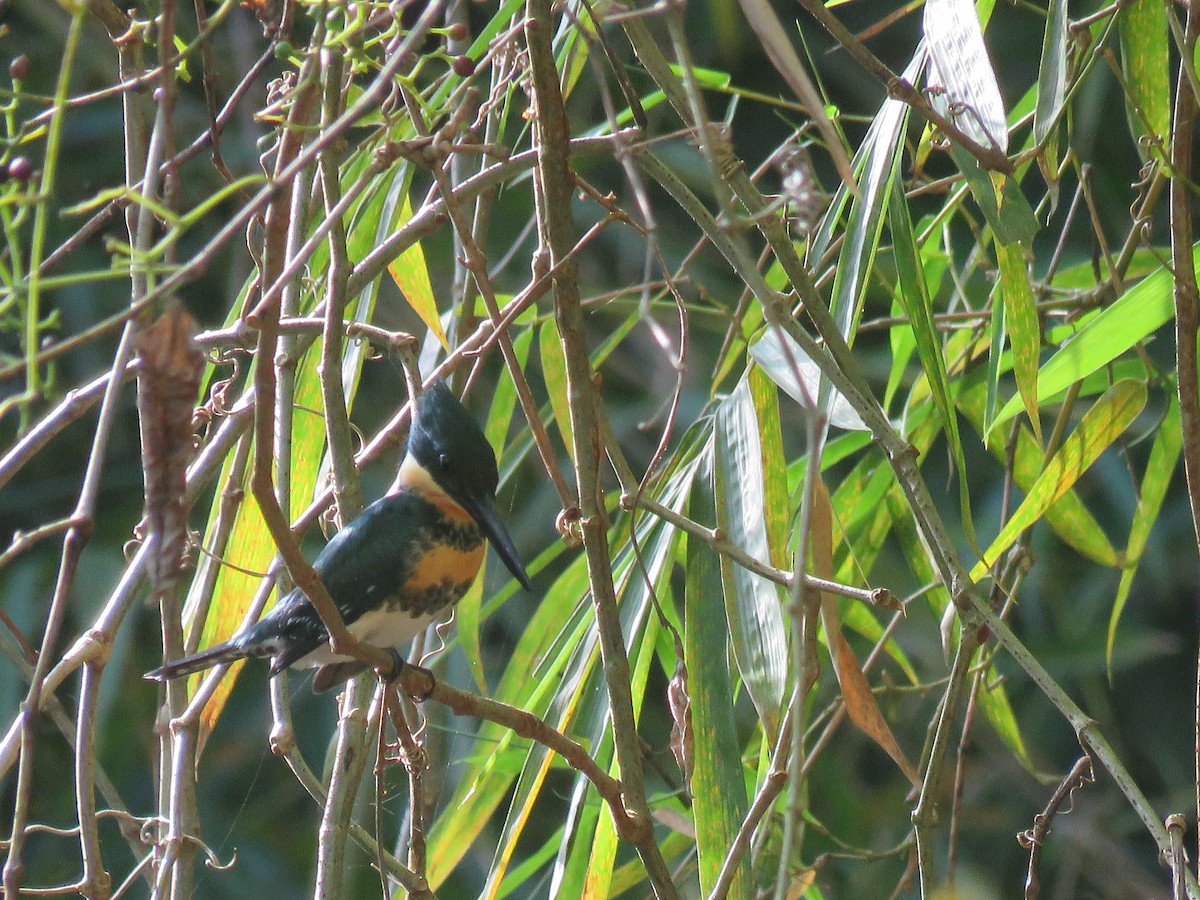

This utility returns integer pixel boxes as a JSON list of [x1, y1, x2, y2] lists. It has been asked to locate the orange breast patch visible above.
[[428, 493, 475, 524], [405, 543, 486, 592]]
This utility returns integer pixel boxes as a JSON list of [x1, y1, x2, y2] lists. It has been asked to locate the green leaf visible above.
[[197, 344, 333, 735], [975, 673, 1033, 770], [890, 184, 974, 544], [1108, 394, 1181, 671], [946, 143, 1039, 245], [578, 588, 664, 897], [996, 241, 1042, 442], [886, 486, 951, 622], [1034, 0, 1068, 146], [666, 62, 732, 88], [539, 320, 573, 458], [496, 827, 563, 899], [810, 53, 922, 270], [714, 375, 788, 735], [827, 87, 908, 341], [687, 445, 752, 898], [991, 255, 1180, 430], [560, 1, 596, 99], [1120, 0, 1170, 158], [826, 457, 917, 682], [748, 366, 790, 570], [971, 380, 1147, 579], [1050, 247, 1166, 289], [884, 290, 917, 413], [553, 503, 686, 897], [984, 272, 1005, 436], [958, 378, 1119, 568], [426, 550, 592, 887]]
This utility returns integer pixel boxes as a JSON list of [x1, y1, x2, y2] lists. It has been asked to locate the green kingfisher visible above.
[[145, 379, 531, 693]]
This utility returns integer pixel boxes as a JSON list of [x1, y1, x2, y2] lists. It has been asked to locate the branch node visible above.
[[555, 506, 584, 546]]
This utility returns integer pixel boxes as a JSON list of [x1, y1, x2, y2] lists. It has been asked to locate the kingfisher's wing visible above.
[[241, 492, 427, 670], [311, 491, 429, 618]]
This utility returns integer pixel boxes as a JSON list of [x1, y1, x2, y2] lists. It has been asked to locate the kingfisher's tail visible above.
[[144, 640, 248, 682]]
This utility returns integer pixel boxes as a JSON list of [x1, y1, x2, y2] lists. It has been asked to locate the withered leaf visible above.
[[136, 303, 204, 590]]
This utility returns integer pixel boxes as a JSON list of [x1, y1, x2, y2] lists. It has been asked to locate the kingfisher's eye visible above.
[[439, 453, 452, 471]]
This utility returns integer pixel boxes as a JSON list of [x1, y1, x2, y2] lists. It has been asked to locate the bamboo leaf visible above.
[[577, 596, 663, 898], [996, 241, 1042, 443], [748, 366, 790, 570], [426, 550, 592, 886], [387, 195, 447, 351], [714, 375, 788, 735], [924, 0, 1008, 152], [984, 268, 1006, 435], [496, 827, 563, 899], [886, 485, 952, 618], [1120, 0, 1170, 158], [812, 483, 918, 784], [551, 484, 695, 897], [687, 444, 752, 898], [975, 675, 1033, 770], [810, 53, 923, 270], [1034, 0, 1068, 147], [827, 87, 909, 340], [991, 252, 1187, 430], [197, 347, 329, 737], [957, 379, 1118, 568], [749, 328, 868, 431], [889, 184, 974, 542], [971, 380, 1147, 580], [539, 319, 574, 458], [1108, 394, 1181, 671], [946, 142, 1039, 245]]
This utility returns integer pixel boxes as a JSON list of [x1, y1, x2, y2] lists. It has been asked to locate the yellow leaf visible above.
[[387, 195, 447, 351], [971, 380, 1147, 580]]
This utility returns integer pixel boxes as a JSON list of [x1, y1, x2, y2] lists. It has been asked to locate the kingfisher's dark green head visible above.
[[401, 379, 532, 590]]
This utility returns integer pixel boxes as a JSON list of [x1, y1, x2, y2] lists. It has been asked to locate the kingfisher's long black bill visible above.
[[466, 495, 532, 590]]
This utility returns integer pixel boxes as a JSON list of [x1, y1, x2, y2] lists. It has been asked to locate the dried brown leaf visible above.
[[812, 482, 919, 785], [667, 657, 693, 793], [136, 303, 204, 589]]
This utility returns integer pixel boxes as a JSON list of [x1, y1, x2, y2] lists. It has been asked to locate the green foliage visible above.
[[0, 1, 1196, 898]]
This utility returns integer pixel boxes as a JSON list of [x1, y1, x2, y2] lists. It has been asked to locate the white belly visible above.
[[291, 608, 441, 668]]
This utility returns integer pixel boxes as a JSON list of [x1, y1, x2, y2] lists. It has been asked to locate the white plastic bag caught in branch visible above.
[[923, 0, 1008, 154]]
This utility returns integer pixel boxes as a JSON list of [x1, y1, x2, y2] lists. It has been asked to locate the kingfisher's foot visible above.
[[380, 650, 436, 701], [383, 648, 406, 683]]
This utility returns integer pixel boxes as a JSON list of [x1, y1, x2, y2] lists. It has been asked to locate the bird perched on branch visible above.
[[146, 378, 531, 693]]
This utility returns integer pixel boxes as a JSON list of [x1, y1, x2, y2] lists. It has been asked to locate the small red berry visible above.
[[447, 22, 468, 41], [9, 55, 29, 81], [452, 55, 475, 78]]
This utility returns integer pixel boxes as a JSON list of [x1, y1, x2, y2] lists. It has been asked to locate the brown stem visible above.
[[394, 666, 641, 841], [523, 0, 676, 893], [1173, 1, 1200, 881], [1173, 0, 1200, 561], [1018, 755, 1096, 900], [402, 88, 575, 512]]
